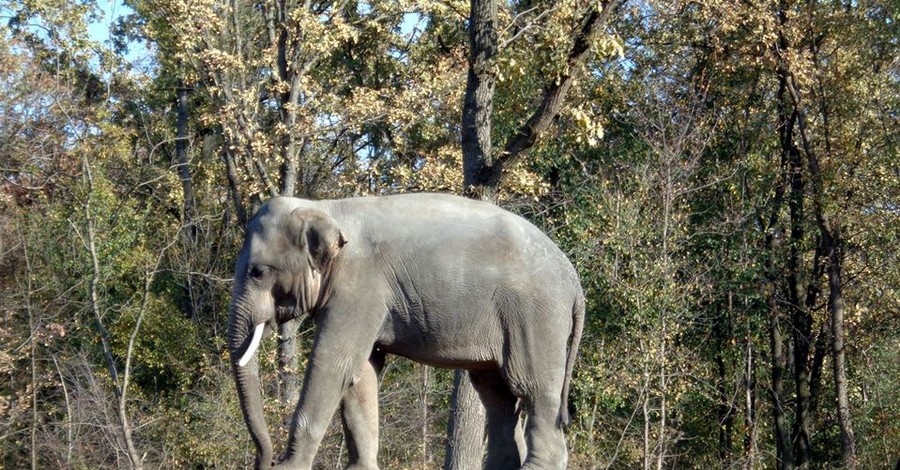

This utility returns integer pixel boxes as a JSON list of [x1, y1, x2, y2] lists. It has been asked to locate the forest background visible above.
[[1, 0, 898, 469]]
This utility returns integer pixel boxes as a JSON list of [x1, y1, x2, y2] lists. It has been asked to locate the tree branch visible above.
[[473, 0, 622, 192]]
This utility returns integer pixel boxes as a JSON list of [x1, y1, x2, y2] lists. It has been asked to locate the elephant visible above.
[[227, 192, 585, 470]]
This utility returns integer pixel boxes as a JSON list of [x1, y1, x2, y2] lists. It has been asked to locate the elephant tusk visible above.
[[238, 323, 266, 367]]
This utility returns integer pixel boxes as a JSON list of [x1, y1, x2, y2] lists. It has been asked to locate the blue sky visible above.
[[87, 0, 125, 44], [88, 0, 150, 69], [83, 1, 422, 74]]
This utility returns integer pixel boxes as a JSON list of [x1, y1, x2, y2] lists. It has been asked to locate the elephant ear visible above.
[[288, 208, 347, 273]]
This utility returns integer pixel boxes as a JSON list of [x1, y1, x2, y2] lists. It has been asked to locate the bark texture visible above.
[[784, 61, 857, 469], [461, 0, 498, 200], [176, 82, 196, 228], [765, 74, 792, 469], [444, 371, 487, 470], [278, 320, 301, 405], [827, 232, 856, 468], [464, 0, 621, 198]]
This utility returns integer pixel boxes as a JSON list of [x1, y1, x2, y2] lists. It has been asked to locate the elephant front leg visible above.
[[272, 357, 347, 470], [340, 352, 384, 470], [275, 305, 381, 470]]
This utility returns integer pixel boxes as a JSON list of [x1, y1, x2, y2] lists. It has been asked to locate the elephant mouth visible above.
[[234, 299, 302, 368], [275, 298, 301, 322]]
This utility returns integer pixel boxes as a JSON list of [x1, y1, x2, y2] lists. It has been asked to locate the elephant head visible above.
[[226, 204, 347, 467]]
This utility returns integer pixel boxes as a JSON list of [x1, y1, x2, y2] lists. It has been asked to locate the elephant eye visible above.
[[248, 265, 270, 280]]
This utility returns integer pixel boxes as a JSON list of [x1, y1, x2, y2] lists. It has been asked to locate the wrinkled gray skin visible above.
[[227, 193, 584, 470]]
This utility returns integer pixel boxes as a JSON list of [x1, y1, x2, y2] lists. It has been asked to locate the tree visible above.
[[447, 1, 623, 468], [3, 0, 899, 467]]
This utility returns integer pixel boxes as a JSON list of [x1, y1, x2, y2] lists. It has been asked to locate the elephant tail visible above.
[[558, 292, 585, 428]]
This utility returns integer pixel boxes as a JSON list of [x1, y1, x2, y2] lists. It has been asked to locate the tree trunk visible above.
[[278, 72, 303, 197], [778, 65, 860, 469], [444, 371, 486, 470], [497, 0, 620, 177], [175, 82, 201, 322], [464, 0, 621, 197], [176, 82, 196, 230], [768, 280, 793, 470], [656, 319, 667, 470], [461, 0, 498, 200], [422, 365, 431, 467], [762, 163, 792, 470], [767, 67, 794, 470], [222, 146, 248, 228], [804, 23, 858, 468], [742, 338, 758, 470], [782, 57, 858, 469], [717, 294, 735, 462], [786, 127, 813, 469], [808, 325, 828, 414], [642, 380, 651, 470], [716, 352, 734, 461], [771, 17, 817, 461], [826, 228, 857, 468], [82, 157, 144, 470], [272, 0, 318, 405], [25, 234, 37, 470], [278, 320, 301, 406]]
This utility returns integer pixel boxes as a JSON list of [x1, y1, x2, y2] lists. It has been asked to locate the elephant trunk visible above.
[[231, 357, 273, 469], [228, 302, 273, 469]]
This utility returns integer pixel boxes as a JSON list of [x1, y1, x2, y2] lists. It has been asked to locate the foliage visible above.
[[1, 0, 898, 468]]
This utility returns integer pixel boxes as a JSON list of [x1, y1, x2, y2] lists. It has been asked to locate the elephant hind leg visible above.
[[469, 371, 526, 470], [519, 396, 568, 470], [340, 352, 384, 470], [498, 302, 570, 470]]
